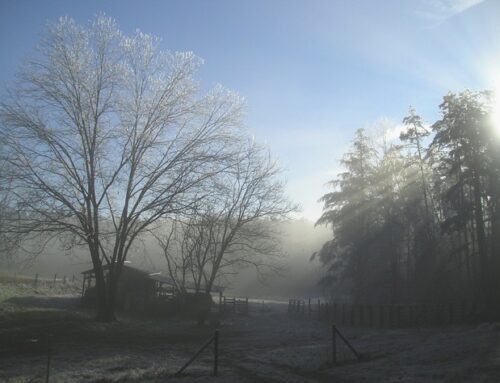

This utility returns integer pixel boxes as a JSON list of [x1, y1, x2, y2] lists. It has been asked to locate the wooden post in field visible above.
[[35, 273, 38, 287], [53, 274, 57, 285], [176, 331, 219, 377], [213, 330, 219, 376], [219, 291, 223, 313], [81, 276, 86, 297], [245, 297, 249, 315], [45, 334, 52, 383], [332, 324, 337, 365]]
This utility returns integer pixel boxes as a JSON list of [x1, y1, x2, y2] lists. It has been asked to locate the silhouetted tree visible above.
[[156, 140, 295, 294], [0, 16, 244, 321], [316, 90, 499, 313]]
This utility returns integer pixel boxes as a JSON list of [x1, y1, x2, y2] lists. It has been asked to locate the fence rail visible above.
[[175, 330, 219, 377], [289, 298, 479, 328], [218, 294, 249, 315], [1, 272, 82, 286]]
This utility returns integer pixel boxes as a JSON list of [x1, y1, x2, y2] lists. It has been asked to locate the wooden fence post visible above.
[[53, 274, 57, 285], [35, 273, 38, 287], [213, 330, 219, 376], [45, 334, 52, 383], [332, 324, 337, 365]]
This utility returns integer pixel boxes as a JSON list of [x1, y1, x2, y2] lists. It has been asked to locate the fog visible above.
[[1, 218, 330, 299]]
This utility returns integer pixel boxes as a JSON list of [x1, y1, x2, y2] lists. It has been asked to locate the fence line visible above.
[[175, 330, 219, 377], [2, 272, 82, 287], [332, 324, 361, 365], [288, 298, 479, 328], [218, 294, 249, 315]]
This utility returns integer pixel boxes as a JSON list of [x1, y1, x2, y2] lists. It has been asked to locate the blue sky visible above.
[[1, 0, 499, 221]]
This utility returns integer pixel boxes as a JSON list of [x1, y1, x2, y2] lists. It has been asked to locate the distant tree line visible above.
[[315, 90, 500, 320]]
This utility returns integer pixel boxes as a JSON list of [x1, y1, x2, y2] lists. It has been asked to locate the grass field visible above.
[[1, 279, 500, 382]]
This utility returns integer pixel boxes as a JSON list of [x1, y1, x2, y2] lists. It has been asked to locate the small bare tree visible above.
[[156, 140, 296, 294], [0, 16, 243, 321]]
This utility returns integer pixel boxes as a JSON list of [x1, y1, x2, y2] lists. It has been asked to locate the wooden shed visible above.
[[81, 263, 224, 313]]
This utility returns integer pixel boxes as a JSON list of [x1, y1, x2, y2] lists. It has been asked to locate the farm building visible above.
[[81, 263, 224, 314]]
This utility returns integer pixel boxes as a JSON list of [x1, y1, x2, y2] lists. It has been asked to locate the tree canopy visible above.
[[316, 90, 500, 319]]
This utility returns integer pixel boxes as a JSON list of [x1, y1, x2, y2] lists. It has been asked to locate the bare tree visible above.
[[0, 16, 243, 321], [156, 140, 297, 294], [0, 152, 20, 259]]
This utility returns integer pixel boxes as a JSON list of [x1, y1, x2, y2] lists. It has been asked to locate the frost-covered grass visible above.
[[1, 288, 499, 382], [0, 272, 81, 304]]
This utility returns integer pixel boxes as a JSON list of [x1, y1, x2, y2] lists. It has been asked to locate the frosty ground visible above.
[[1, 282, 500, 382]]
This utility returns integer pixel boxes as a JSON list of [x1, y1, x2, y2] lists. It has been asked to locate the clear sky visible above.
[[1, 0, 499, 221]]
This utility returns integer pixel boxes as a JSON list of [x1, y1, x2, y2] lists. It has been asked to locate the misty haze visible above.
[[1, 1, 500, 382]]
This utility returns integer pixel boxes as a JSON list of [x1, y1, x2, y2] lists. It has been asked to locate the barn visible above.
[[81, 263, 224, 315]]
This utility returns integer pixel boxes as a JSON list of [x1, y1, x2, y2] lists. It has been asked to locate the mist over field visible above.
[[2, 1, 500, 382], [1, 219, 331, 299]]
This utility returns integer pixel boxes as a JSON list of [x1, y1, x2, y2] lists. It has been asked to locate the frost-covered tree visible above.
[[0, 16, 244, 321], [156, 140, 296, 294]]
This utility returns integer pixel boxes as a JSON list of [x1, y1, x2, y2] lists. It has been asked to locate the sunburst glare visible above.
[[492, 82, 500, 137]]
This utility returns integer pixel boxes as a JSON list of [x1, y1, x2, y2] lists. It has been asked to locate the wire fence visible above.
[[289, 298, 482, 328]]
